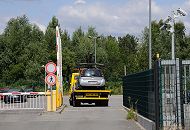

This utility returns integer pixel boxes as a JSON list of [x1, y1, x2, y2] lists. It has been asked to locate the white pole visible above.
[[124, 65, 126, 76], [172, 32, 175, 59], [44, 70, 46, 110], [171, 16, 175, 60], [149, 0, 152, 69], [56, 26, 63, 105], [95, 38, 97, 67]]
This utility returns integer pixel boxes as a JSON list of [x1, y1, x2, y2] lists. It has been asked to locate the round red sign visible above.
[[45, 62, 57, 74], [45, 73, 56, 86]]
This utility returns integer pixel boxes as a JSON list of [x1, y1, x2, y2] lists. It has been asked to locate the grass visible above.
[[127, 108, 137, 121], [127, 97, 138, 121]]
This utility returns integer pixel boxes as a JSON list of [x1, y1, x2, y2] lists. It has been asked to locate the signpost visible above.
[[45, 62, 57, 111]]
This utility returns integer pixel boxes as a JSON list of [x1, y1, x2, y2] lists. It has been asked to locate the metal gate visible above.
[[181, 60, 190, 129], [0, 92, 47, 110], [160, 59, 190, 130]]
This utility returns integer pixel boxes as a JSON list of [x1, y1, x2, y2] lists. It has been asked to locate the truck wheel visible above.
[[95, 101, 101, 106], [73, 100, 80, 107], [103, 101, 108, 106], [69, 99, 73, 106]]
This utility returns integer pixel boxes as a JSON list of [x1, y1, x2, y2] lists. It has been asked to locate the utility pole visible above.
[[94, 38, 97, 65], [88, 36, 100, 67], [149, 0, 152, 69], [171, 13, 175, 59], [160, 8, 187, 60]]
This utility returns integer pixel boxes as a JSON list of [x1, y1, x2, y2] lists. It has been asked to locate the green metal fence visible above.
[[123, 69, 156, 121]]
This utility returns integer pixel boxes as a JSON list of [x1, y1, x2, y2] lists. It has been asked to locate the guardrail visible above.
[[0, 92, 48, 110]]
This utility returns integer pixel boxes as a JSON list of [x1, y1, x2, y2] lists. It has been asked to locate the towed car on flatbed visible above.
[[69, 65, 111, 107]]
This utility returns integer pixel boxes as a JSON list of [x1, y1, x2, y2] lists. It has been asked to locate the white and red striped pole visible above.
[[56, 26, 63, 107]]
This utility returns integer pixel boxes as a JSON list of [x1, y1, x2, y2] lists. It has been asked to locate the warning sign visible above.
[[45, 73, 56, 86]]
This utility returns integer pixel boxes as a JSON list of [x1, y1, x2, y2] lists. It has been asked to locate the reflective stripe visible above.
[[74, 90, 111, 93], [76, 97, 109, 100]]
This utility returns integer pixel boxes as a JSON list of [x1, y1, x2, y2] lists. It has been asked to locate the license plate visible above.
[[88, 81, 98, 84], [86, 93, 98, 96]]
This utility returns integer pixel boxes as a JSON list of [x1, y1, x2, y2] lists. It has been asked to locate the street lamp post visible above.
[[171, 17, 175, 59], [95, 37, 97, 65], [149, 0, 152, 69], [160, 8, 187, 59], [88, 36, 100, 67], [41, 65, 46, 92]]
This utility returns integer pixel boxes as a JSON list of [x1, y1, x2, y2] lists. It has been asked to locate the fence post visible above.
[[154, 59, 160, 130], [176, 58, 184, 129]]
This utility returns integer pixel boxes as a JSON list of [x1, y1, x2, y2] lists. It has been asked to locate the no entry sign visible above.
[[45, 62, 56, 73], [45, 73, 56, 86]]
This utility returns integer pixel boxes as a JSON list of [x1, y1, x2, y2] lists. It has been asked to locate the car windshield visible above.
[[81, 69, 103, 77]]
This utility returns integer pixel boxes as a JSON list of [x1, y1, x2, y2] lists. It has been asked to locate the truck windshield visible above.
[[81, 69, 103, 77]]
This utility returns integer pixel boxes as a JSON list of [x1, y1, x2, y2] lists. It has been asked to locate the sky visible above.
[[0, 0, 190, 37]]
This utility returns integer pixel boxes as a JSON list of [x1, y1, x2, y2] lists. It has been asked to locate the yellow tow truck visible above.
[[69, 66, 111, 107]]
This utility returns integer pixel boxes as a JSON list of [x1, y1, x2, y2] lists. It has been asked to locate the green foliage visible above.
[[0, 15, 46, 88], [118, 34, 139, 74], [44, 16, 59, 62], [104, 36, 123, 81], [127, 108, 137, 121], [127, 97, 138, 121], [141, 20, 188, 61], [1, 15, 190, 94], [106, 82, 122, 95]]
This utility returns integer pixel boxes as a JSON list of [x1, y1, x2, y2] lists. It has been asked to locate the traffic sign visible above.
[[45, 62, 57, 73], [45, 73, 56, 86]]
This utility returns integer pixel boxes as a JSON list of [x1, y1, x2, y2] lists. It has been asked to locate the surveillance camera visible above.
[[177, 8, 187, 16], [163, 16, 172, 24]]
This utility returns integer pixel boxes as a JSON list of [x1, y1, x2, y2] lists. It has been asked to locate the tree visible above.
[[104, 36, 123, 81], [118, 34, 139, 74], [0, 15, 32, 84], [175, 22, 188, 59], [61, 30, 71, 49], [0, 15, 46, 86], [1, 15, 190, 90], [44, 16, 59, 62]]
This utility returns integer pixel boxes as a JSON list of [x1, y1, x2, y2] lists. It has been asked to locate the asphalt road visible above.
[[0, 95, 143, 130]]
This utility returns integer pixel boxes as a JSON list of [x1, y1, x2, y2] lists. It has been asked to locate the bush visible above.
[[127, 97, 138, 121], [0, 83, 6, 88], [127, 108, 137, 120], [106, 81, 123, 95]]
